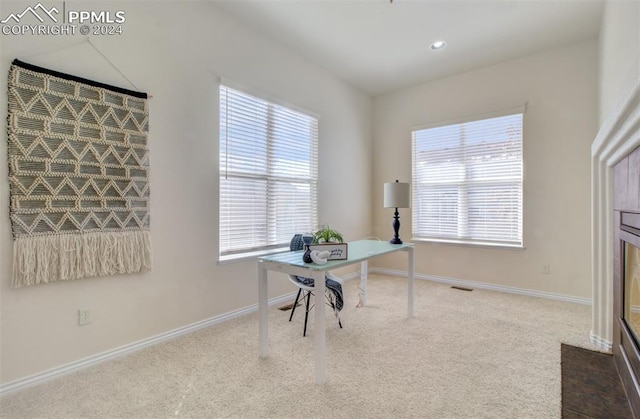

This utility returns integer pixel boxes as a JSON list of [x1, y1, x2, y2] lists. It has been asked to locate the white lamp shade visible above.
[[384, 182, 410, 208]]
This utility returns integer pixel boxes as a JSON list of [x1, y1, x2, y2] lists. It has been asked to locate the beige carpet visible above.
[[0, 274, 597, 418]]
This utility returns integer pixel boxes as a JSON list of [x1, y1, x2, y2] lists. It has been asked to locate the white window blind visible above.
[[412, 112, 523, 247], [219, 85, 318, 259]]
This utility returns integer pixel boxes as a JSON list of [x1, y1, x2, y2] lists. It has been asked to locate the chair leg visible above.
[[289, 288, 302, 322], [328, 294, 343, 329], [303, 291, 311, 337], [293, 289, 342, 336]]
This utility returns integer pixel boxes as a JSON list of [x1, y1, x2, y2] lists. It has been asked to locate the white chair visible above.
[[287, 273, 343, 337]]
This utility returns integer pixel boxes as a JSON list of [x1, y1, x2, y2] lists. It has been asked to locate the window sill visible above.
[[411, 237, 525, 250], [218, 246, 290, 265]]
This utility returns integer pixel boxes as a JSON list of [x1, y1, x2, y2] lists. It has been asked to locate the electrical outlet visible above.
[[543, 264, 551, 275], [79, 308, 92, 326]]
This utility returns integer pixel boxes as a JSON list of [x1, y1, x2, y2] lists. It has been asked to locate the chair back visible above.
[[288, 275, 315, 291]]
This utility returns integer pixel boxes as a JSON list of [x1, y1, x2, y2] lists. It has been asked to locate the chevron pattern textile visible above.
[[6, 60, 151, 287]]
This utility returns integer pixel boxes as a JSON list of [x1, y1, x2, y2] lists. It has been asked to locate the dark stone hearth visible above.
[[561, 344, 632, 418]]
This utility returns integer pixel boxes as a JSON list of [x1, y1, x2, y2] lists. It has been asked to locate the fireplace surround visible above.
[[614, 148, 640, 416], [590, 70, 639, 418], [591, 76, 640, 356]]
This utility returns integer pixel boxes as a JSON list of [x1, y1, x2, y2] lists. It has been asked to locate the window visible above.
[[219, 85, 318, 260], [411, 112, 523, 247]]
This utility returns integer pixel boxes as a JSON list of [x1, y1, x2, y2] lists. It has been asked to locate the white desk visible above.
[[258, 239, 414, 384]]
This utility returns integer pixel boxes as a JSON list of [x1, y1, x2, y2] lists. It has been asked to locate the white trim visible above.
[[591, 72, 640, 348], [217, 247, 289, 265], [590, 331, 613, 352], [411, 237, 525, 251], [0, 293, 294, 395], [339, 271, 361, 282], [218, 76, 320, 120], [412, 104, 526, 132], [0, 270, 361, 396], [0, 267, 587, 395], [370, 267, 592, 305]]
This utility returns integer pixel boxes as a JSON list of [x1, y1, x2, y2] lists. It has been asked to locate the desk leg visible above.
[[407, 246, 414, 318], [258, 262, 269, 358], [313, 269, 326, 384], [357, 260, 368, 307]]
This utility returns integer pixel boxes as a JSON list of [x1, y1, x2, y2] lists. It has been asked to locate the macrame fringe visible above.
[[11, 231, 152, 288]]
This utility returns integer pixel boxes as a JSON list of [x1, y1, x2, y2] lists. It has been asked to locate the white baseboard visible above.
[[369, 267, 592, 306], [373, 268, 613, 354], [0, 293, 295, 396], [0, 268, 588, 395], [339, 271, 361, 282], [590, 331, 613, 352]]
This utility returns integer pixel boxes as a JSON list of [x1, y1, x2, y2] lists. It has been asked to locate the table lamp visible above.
[[384, 180, 410, 244]]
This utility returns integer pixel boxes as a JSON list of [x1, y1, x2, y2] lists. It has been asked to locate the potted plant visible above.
[[312, 225, 344, 243]]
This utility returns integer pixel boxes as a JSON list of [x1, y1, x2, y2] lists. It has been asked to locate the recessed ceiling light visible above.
[[430, 41, 447, 51]]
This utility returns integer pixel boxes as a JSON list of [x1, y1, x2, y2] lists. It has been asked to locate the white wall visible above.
[[0, 1, 372, 384], [372, 41, 598, 299], [599, 0, 640, 123]]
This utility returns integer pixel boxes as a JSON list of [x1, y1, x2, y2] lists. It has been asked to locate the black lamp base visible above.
[[390, 207, 403, 245]]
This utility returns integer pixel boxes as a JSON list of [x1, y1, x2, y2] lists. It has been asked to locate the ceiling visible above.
[[212, 0, 604, 97]]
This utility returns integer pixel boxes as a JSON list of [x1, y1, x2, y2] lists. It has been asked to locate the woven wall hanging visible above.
[[6, 59, 151, 287]]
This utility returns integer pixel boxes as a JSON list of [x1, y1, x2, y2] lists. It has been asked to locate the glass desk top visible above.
[[258, 239, 413, 270]]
